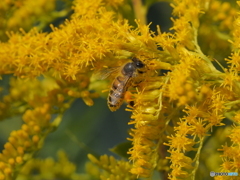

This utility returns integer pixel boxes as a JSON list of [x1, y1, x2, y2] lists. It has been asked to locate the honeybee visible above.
[[105, 57, 146, 111]]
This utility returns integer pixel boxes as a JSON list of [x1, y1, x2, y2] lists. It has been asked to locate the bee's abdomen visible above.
[[108, 76, 127, 111]]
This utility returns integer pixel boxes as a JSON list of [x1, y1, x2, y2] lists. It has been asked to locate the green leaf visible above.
[[110, 141, 132, 159]]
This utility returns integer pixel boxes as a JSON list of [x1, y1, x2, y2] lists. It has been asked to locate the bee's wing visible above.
[[94, 67, 120, 80]]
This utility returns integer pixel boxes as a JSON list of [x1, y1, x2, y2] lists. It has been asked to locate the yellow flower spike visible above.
[[176, 86, 185, 96], [22, 111, 33, 124], [16, 130, 29, 140], [21, 124, 29, 132], [28, 121, 35, 128], [211, 1, 221, 11], [32, 135, 40, 144], [87, 154, 99, 164], [41, 103, 50, 114], [57, 94, 65, 103], [177, 96, 188, 106], [16, 156, 23, 164], [0, 174, 5, 180], [2, 2, 113, 77], [209, 91, 228, 115], [109, 156, 117, 167], [148, 60, 172, 71], [232, 112, 240, 124], [44, 157, 54, 167], [221, 160, 232, 171], [220, 70, 239, 91], [219, 126, 240, 172], [100, 155, 109, 168], [200, 1, 238, 55], [33, 125, 41, 133], [85, 161, 100, 178], [18, 150, 78, 179], [8, 158, 15, 166], [127, 73, 168, 178], [214, 177, 227, 180], [0, 162, 6, 170], [229, 126, 240, 145], [130, 166, 150, 178], [218, 144, 240, 172], [23, 141, 31, 149], [174, 120, 190, 136], [183, 105, 203, 120], [187, 91, 196, 99], [4, 143, 15, 155], [166, 135, 196, 153], [88, 154, 136, 179], [130, 113, 156, 123], [171, 168, 189, 179], [139, 106, 157, 114], [3, 167, 12, 176], [7, 137, 17, 147], [79, 78, 90, 89], [81, 92, 94, 106], [189, 119, 207, 138], [226, 51, 240, 71], [67, 90, 79, 97], [2, 150, 10, 160], [43, 114, 51, 124], [167, 150, 194, 176]]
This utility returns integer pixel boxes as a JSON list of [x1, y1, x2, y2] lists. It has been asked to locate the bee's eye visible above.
[[136, 61, 144, 68], [132, 57, 144, 68]]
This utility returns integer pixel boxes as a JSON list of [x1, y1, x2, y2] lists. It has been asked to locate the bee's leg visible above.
[[132, 79, 143, 87]]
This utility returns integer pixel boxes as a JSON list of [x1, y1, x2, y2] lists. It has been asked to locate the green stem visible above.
[[191, 136, 204, 180], [132, 0, 147, 25]]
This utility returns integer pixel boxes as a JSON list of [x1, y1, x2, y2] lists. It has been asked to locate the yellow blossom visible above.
[[87, 154, 136, 180], [18, 150, 78, 179]]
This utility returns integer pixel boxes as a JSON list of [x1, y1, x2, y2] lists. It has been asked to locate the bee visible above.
[[106, 57, 146, 111]]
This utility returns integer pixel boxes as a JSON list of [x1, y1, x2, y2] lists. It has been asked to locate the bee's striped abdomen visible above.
[[108, 76, 129, 111], [107, 57, 145, 111]]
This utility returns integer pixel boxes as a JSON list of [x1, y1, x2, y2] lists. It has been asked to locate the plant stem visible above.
[[132, 0, 147, 25]]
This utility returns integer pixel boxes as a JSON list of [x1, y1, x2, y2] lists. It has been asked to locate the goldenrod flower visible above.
[[19, 150, 78, 179], [87, 154, 136, 179]]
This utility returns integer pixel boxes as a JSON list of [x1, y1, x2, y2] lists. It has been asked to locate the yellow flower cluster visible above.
[[0, 0, 70, 41], [0, 78, 59, 179], [165, 90, 229, 179], [218, 126, 240, 173], [127, 75, 167, 177], [0, 73, 99, 179], [87, 154, 136, 180], [18, 150, 78, 179], [198, 1, 238, 57]]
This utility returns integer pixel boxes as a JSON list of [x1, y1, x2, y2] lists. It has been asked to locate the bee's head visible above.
[[132, 57, 145, 68]]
